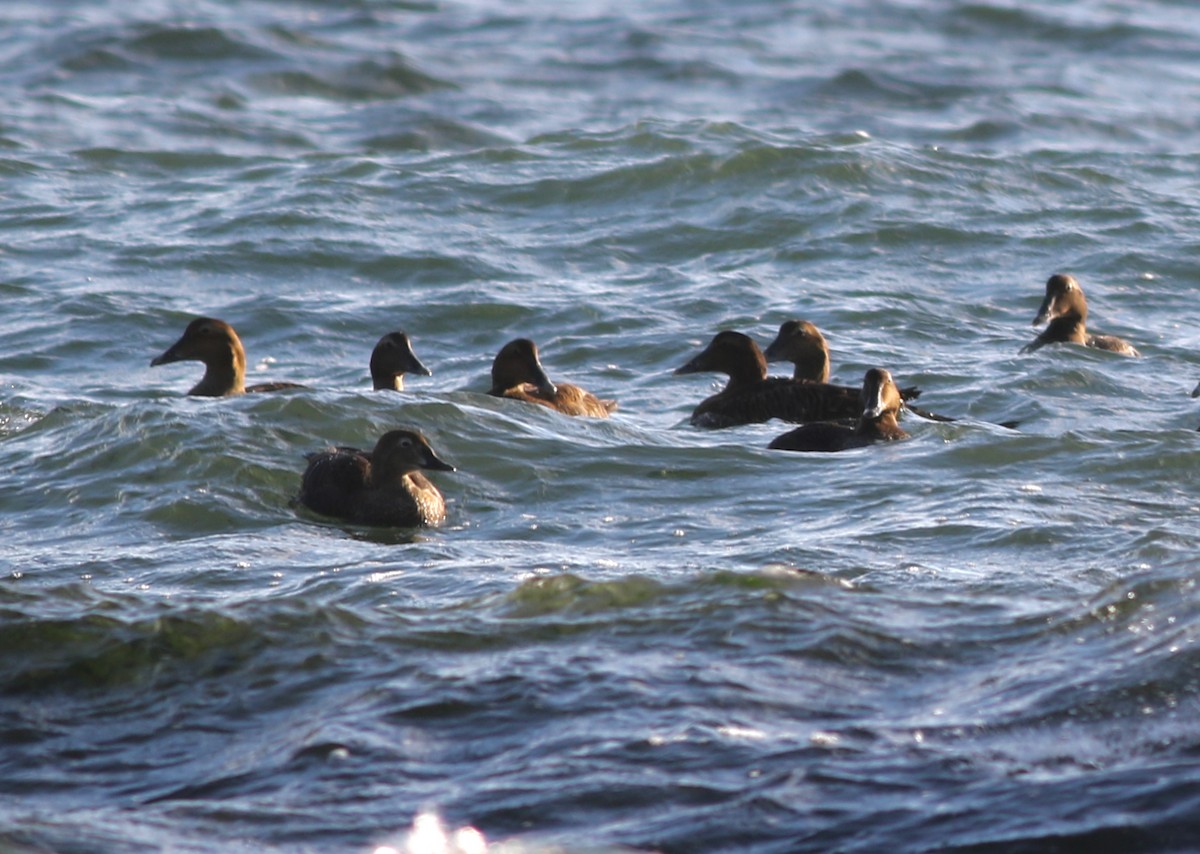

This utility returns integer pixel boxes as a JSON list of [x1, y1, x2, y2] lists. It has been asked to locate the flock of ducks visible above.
[[150, 273, 1140, 530]]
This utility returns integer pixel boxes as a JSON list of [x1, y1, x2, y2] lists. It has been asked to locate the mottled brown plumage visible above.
[[769, 368, 910, 453], [675, 330, 865, 428], [1020, 274, 1139, 357], [488, 338, 617, 418], [151, 317, 304, 396], [297, 429, 454, 527], [370, 331, 432, 391]]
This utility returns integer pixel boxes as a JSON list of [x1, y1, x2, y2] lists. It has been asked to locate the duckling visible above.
[[764, 319, 922, 401], [1020, 274, 1139, 356], [674, 330, 863, 428], [370, 331, 432, 391], [151, 317, 304, 396], [489, 338, 617, 417], [297, 428, 455, 527], [769, 368, 910, 452]]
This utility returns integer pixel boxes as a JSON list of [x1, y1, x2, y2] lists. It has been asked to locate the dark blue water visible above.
[[4, 1, 1200, 851]]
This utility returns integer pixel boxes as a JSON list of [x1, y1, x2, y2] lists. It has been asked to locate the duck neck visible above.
[[1045, 314, 1088, 345], [723, 354, 769, 391], [793, 352, 830, 383], [857, 411, 900, 438], [373, 372, 402, 391], [371, 459, 414, 486], [191, 341, 246, 396]]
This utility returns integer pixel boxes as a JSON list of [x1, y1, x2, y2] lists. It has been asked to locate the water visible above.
[[3, 1, 1200, 851]]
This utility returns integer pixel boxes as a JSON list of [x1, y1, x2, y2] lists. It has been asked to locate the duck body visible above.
[[488, 338, 616, 417], [764, 319, 922, 402], [769, 368, 910, 453], [297, 429, 454, 527], [688, 377, 861, 429], [676, 330, 871, 428], [151, 317, 305, 396], [371, 331, 432, 391], [1020, 274, 1139, 357]]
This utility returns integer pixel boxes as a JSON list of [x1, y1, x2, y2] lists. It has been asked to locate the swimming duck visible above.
[[1020, 274, 1140, 356], [489, 338, 617, 417], [764, 319, 922, 401], [763, 319, 832, 382], [370, 331, 432, 391], [297, 428, 455, 527], [151, 317, 304, 396], [769, 368, 910, 452], [675, 330, 869, 428]]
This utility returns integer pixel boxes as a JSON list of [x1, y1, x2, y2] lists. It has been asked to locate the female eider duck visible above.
[[764, 319, 922, 401], [764, 320, 833, 382], [675, 330, 872, 428], [489, 338, 617, 417], [297, 428, 455, 527], [1020, 274, 1139, 357], [151, 317, 304, 396], [769, 368, 909, 453], [370, 331, 431, 391]]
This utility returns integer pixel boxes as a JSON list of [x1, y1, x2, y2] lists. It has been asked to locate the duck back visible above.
[[690, 378, 861, 428]]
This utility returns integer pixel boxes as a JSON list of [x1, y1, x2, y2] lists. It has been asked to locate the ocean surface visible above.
[[3, 1, 1200, 852]]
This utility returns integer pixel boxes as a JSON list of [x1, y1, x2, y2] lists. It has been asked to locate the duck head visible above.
[[490, 338, 558, 397], [370, 331, 432, 391]]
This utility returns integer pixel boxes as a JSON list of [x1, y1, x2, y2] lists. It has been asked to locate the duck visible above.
[[489, 338, 617, 417], [1020, 274, 1140, 356], [297, 428, 455, 527], [674, 330, 871, 428], [151, 317, 304, 396], [769, 368, 910, 452], [763, 319, 922, 400], [763, 319, 832, 382], [370, 331, 432, 391]]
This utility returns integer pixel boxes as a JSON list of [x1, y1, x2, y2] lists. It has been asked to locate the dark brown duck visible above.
[[489, 338, 617, 417], [151, 317, 304, 396], [675, 330, 867, 428], [297, 428, 455, 527], [1020, 274, 1140, 357], [370, 331, 431, 391], [769, 368, 910, 453]]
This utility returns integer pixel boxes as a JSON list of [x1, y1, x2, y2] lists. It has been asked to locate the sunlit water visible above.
[[4, 1, 1200, 852]]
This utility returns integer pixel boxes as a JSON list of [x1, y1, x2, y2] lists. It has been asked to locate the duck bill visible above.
[[1031, 294, 1054, 326], [150, 338, 186, 366], [422, 450, 456, 473], [410, 355, 433, 377], [762, 341, 783, 362], [1193, 380, 1200, 399], [673, 350, 710, 375], [861, 382, 888, 419], [399, 339, 433, 377], [525, 359, 557, 397]]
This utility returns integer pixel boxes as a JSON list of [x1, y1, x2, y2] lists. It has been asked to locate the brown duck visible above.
[[151, 317, 304, 396], [769, 368, 910, 452], [764, 319, 921, 401], [489, 338, 617, 417], [370, 331, 432, 391], [1020, 274, 1139, 356], [674, 330, 875, 428], [297, 429, 455, 527]]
